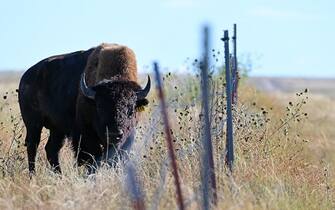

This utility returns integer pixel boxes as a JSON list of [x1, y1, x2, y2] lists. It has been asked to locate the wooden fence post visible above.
[[125, 162, 146, 210], [153, 62, 185, 210]]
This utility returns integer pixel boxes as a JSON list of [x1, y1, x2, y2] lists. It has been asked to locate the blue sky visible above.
[[0, 0, 334, 77]]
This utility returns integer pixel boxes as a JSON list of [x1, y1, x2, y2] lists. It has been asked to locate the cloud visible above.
[[249, 6, 320, 21]]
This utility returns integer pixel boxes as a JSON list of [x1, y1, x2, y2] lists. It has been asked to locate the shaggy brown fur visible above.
[[84, 43, 138, 86]]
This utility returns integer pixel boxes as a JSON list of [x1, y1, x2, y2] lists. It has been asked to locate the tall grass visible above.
[[0, 72, 333, 210]]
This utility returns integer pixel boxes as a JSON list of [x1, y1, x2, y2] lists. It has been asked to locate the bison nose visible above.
[[106, 128, 124, 140], [115, 129, 124, 140]]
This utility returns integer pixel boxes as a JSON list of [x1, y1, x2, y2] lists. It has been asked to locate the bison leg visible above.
[[71, 130, 85, 166], [25, 125, 42, 174], [72, 132, 102, 173], [45, 130, 65, 173]]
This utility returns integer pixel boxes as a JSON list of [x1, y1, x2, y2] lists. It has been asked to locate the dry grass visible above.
[[0, 72, 334, 210]]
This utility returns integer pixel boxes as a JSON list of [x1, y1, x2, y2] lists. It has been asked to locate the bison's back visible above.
[[18, 48, 95, 134]]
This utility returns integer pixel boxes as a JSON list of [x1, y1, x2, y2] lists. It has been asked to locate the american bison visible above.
[[18, 43, 150, 174]]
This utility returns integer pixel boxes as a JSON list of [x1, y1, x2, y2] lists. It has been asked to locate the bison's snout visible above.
[[106, 129, 124, 141], [113, 129, 124, 140]]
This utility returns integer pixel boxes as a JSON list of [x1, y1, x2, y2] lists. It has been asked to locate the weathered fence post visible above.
[[221, 30, 234, 173], [153, 62, 185, 210], [232, 23, 238, 105], [200, 25, 217, 209], [125, 162, 146, 210]]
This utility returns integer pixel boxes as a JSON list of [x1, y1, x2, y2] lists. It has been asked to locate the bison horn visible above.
[[137, 75, 151, 99], [80, 73, 96, 100]]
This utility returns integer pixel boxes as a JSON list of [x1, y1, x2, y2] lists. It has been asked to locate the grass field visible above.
[[0, 72, 334, 210]]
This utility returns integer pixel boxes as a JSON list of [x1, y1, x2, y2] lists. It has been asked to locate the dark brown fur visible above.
[[74, 43, 148, 169], [19, 43, 149, 174]]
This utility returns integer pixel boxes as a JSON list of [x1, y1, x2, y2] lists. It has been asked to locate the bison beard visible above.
[[18, 43, 150, 175]]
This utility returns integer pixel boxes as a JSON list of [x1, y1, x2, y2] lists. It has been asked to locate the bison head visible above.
[[80, 73, 150, 153]]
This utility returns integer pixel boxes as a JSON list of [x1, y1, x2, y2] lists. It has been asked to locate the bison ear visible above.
[[135, 98, 149, 112]]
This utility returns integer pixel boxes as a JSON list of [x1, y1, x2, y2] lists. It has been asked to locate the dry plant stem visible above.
[[267, 99, 305, 140]]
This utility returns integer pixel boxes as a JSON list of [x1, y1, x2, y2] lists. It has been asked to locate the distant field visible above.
[[247, 77, 335, 99], [0, 71, 22, 85], [3, 73, 335, 98]]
